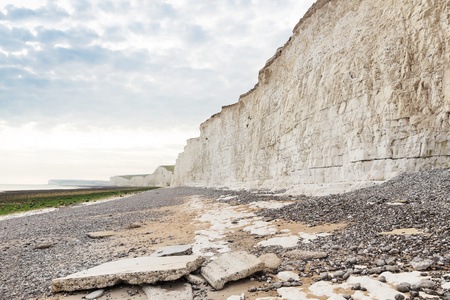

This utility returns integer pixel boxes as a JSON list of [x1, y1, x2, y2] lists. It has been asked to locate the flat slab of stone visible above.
[[259, 253, 282, 271], [51, 255, 204, 292], [150, 245, 192, 257], [283, 250, 328, 260], [86, 231, 117, 239], [201, 251, 264, 290], [142, 282, 192, 300]]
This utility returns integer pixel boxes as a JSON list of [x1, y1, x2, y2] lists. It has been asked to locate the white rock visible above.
[[259, 253, 282, 271], [277, 271, 300, 282], [410, 257, 434, 271], [85, 289, 104, 300], [150, 245, 192, 257], [51, 255, 204, 292], [185, 274, 205, 285], [142, 282, 192, 300], [201, 251, 264, 290]]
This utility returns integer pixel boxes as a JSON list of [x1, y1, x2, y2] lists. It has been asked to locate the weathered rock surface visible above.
[[201, 251, 264, 290], [259, 253, 282, 271], [142, 282, 193, 300], [110, 165, 174, 187], [172, 0, 450, 195], [150, 245, 192, 257], [86, 231, 117, 239], [51, 255, 204, 292]]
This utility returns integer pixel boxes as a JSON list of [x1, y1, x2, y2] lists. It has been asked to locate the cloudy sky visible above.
[[0, 0, 315, 184]]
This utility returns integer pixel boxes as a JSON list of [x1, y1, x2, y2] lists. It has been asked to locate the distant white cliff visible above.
[[110, 166, 174, 187]]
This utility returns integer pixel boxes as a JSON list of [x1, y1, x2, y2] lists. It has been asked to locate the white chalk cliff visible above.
[[110, 166, 174, 187], [173, 0, 450, 195]]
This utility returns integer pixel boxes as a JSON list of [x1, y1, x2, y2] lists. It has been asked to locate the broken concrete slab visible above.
[[201, 251, 264, 290], [185, 274, 206, 285], [150, 244, 192, 257], [259, 253, 282, 272], [51, 255, 204, 292], [142, 282, 192, 300], [86, 231, 117, 239], [283, 250, 328, 260]]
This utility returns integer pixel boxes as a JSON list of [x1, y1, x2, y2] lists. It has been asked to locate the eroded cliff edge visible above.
[[173, 0, 450, 195]]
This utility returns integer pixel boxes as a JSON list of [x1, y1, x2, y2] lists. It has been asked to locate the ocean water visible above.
[[0, 184, 82, 192]]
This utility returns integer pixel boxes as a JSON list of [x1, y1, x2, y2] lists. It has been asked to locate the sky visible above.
[[0, 0, 316, 184]]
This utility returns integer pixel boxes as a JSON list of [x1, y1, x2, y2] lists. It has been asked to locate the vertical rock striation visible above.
[[173, 0, 450, 195]]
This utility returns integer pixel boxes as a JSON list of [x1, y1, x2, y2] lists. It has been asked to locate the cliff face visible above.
[[173, 0, 450, 195], [110, 166, 173, 187]]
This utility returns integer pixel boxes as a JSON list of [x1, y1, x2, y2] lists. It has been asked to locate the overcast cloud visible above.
[[0, 0, 316, 184]]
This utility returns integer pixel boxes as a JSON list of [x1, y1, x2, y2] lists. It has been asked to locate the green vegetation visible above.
[[162, 165, 175, 172], [0, 186, 159, 216]]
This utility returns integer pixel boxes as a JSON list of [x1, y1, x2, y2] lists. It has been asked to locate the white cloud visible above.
[[0, 0, 316, 183]]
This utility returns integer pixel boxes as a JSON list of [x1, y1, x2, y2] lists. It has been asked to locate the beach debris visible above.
[[185, 274, 206, 285], [51, 255, 204, 292], [142, 282, 193, 300], [201, 251, 264, 290], [410, 257, 434, 271], [150, 244, 192, 257], [259, 253, 282, 272], [85, 289, 104, 300], [86, 231, 117, 239]]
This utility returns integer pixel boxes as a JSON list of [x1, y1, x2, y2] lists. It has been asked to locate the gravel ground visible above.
[[0, 187, 218, 300], [1, 168, 449, 299]]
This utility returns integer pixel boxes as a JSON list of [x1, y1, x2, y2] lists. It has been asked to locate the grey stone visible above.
[[85, 289, 105, 300], [375, 259, 385, 266], [185, 274, 205, 285], [410, 257, 434, 271], [346, 257, 358, 264], [396, 282, 411, 292], [419, 279, 436, 290], [150, 245, 193, 257], [259, 253, 282, 271], [86, 231, 117, 239], [394, 294, 405, 300], [142, 282, 193, 300], [201, 251, 264, 290], [320, 272, 329, 281], [283, 250, 328, 260], [332, 271, 345, 278], [385, 265, 400, 273], [369, 267, 383, 274], [51, 255, 204, 292], [342, 271, 352, 280], [379, 275, 387, 283]]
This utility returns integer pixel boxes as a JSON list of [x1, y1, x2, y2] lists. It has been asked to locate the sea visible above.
[[0, 184, 83, 192]]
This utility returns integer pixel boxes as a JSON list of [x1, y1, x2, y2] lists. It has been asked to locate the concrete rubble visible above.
[[150, 244, 192, 257], [51, 255, 204, 292], [142, 282, 193, 300], [201, 251, 265, 290]]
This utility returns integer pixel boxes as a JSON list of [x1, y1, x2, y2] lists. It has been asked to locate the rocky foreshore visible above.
[[0, 168, 449, 299]]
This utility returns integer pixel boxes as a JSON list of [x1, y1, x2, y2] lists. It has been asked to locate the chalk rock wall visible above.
[[110, 166, 173, 187], [173, 0, 450, 195]]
